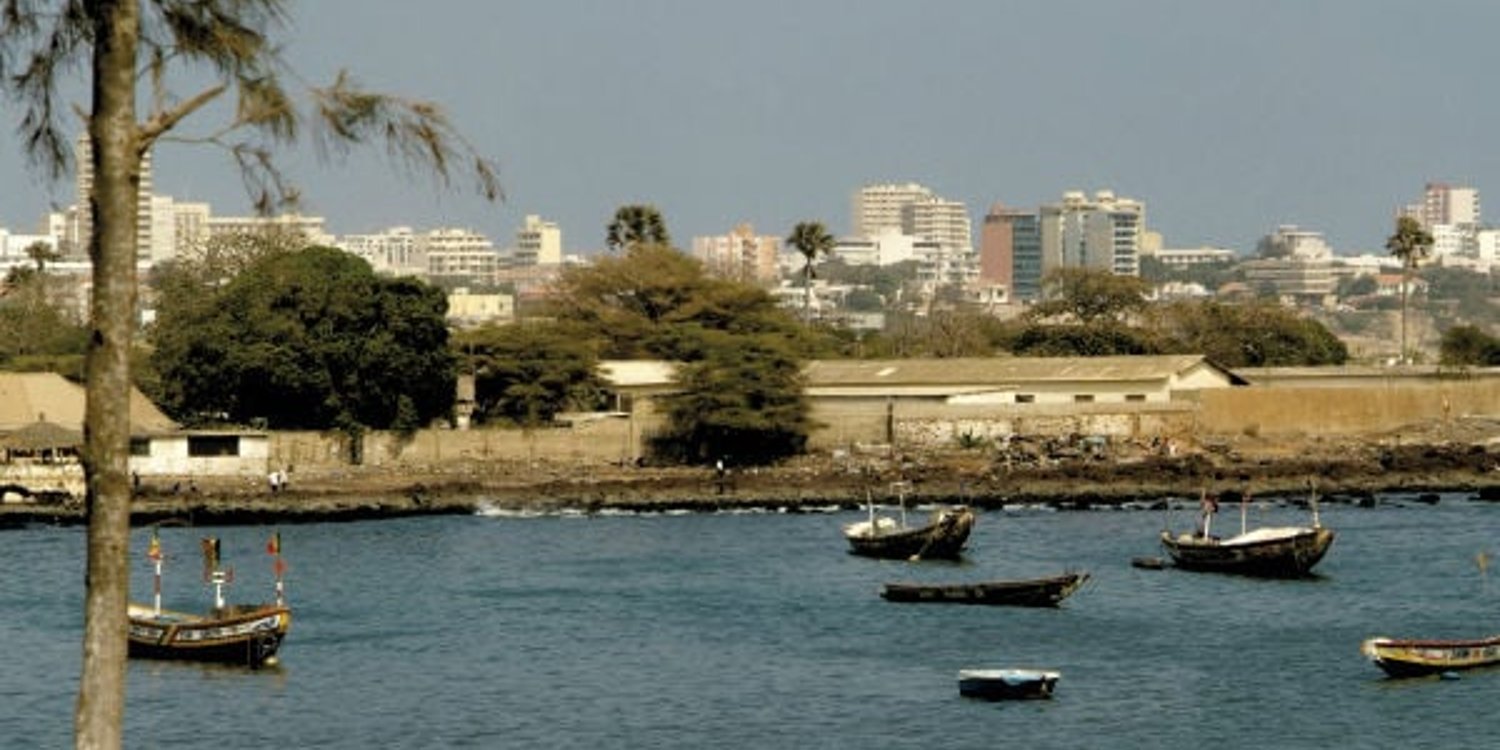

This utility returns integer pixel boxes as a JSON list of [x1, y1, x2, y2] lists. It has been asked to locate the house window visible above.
[[187, 435, 240, 457], [1015, 394, 1035, 404], [1125, 394, 1147, 402], [1074, 394, 1094, 403], [129, 438, 151, 457]]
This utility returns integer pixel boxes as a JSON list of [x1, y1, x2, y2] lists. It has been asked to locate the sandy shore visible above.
[[5, 433, 1499, 526]]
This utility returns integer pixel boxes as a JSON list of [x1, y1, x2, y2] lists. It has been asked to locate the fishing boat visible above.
[[128, 602, 291, 668], [880, 572, 1089, 607], [128, 531, 291, 668], [843, 504, 975, 561], [957, 668, 1061, 700], [1159, 487, 1334, 577], [1360, 635, 1500, 678]]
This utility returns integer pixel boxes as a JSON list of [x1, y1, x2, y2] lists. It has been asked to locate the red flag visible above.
[[267, 531, 281, 556], [147, 530, 162, 562]]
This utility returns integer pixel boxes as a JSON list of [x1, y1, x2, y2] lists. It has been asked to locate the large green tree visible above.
[[3, 5, 497, 742], [1026, 267, 1151, 325], [650, 330, 812, 465], [151, 246, 457, 431], [550, 242, 810, 360], [1386, 215, 1435, 364], [549, 238, 816, 464], [453, 322, 605, 426]]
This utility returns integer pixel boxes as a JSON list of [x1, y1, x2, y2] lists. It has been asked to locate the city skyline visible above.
[[3, 1, 1498, 255]]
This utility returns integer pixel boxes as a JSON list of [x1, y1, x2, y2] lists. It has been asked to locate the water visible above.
[[3, 493, 1500, 749]]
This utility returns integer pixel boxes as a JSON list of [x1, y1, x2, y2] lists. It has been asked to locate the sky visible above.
[[5, 0, 1500, 256]]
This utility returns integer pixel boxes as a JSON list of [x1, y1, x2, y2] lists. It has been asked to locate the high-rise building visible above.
[[72, 133, 154, 261], [692, 223, 780, 283], [851, 183, 933, 237], [979, 202, 1026, 292], [514, 214, 562, 266], [1038, 190, 1143, 279], [1406, 182, 1480, 228]]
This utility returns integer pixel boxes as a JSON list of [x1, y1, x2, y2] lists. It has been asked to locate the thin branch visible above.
[[138, 81, 227, 146]]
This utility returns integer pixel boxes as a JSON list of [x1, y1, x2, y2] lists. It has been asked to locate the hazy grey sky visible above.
[[5, 1, 1498, 255]]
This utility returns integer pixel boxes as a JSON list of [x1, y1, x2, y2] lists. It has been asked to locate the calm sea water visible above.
[[3, 492, 1499, 749]]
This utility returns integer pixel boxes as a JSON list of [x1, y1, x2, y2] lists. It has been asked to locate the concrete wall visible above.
[[234, 379, 1500, 474], [1194, 379, 1500, 438]]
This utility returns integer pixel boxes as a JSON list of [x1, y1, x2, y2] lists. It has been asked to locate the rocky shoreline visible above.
[[5, 437, 1500, 527]]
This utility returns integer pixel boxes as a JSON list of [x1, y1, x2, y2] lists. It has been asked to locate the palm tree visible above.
[[785, 221, 836, 320], [606, 204, 671, 252], [1385, 215, 1434, 364]]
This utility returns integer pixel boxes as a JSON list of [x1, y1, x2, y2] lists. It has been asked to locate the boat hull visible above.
[[844, 507, 975, 561], [1361, 636, 1500, 678], [1160, 527, 1334, 577], [958, 669, 1060, 700], [881, 572, 1088, 607], [128, 603, 291, 668]]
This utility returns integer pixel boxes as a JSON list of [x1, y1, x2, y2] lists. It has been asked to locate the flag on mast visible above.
[[147, 529, 162, 562], [267, 531, 281, 556], [201, 537, 220, 580]]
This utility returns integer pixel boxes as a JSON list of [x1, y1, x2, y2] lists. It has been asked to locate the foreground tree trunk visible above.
[[74, 2, 141, 748]]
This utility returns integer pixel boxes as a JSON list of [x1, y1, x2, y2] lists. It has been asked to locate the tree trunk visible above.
[[75, 2, 140, 748]]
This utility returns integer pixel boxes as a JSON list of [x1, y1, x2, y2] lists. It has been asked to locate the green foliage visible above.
[[0, 269, 88, 368], [1153, 300, 1348, 367], [549, 243, 811, 360], [149, 246, 456, 430], [1439, 324, 1500, 366], [649, 331, 812, 466], [454, 322, 606, 426], [1027, 267, 1150, 325], [606, 204, 671, 252], [1012, 322, 1162, 357]]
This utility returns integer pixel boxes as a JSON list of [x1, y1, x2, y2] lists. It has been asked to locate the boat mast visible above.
[[147, 528, 163, 615]]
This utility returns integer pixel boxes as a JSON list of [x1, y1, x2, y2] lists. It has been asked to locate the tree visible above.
[[1439, 324, 1500, 366], [649, 330, 812, 466], [453, 322, 605, 426], [605, 204, 670, 253], [785, 221, 836, 319], [1386, 216, 1434, 364], [1153, 300, 1348, 367], [3, 4, 498, 744], [1026, 267, 1151, 326], [549, 243, 809, 360], [151, 247, 457, 431]]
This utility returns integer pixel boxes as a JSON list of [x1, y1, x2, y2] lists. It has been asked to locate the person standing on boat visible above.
[[1196, 490, 1219, 538]]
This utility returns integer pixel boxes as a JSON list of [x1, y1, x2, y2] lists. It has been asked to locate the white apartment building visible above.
[[1255, 225, 1333, 261], [1405, 182, 1480, 227], [514, 214, 561, 266], [338, 226, 421, 274], [691, 223, 780, 283], [851, 183, 934, 237], [831, 230, 921, 266], [71, 133, 154, 262], [419, 227, 498, 283], [206, 213, 333, 246], [1038, 190, 1144, 277], [1145, 246, 1237, 267], [904, 196, 973, 256]]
